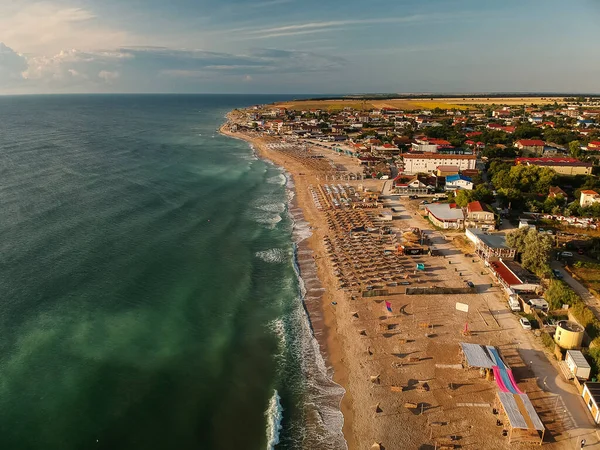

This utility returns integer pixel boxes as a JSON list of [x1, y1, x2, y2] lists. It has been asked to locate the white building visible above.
[[580, 190, 600, 207], [402, 154, 476, 174], [445, 174, 474, 191]]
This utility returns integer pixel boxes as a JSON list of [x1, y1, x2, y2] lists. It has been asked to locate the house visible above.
[[548, 186, 567, 199], [465, 228, 516, 261], [587, 141, 600, 150], [393, 175, 432, 195], [577, 119, 595, 127], [582, 382, 600, 424], [401, 154, 477, 174], [492, 109, 512, 118], [580, 190, 600, 207], [465, 201, 496, 230], [411, 137, 452, 153], [426, 203, 465, 229], [515, 139, 545, 156], [411, 138, 438, 153], [515, 157, 593, 176], [372, 143, 399, 155], [436, 165, 459, 177], [445, 174, 474, 191]]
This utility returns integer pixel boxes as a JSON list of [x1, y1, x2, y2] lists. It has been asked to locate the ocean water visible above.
[[0, 95, 345, 450]]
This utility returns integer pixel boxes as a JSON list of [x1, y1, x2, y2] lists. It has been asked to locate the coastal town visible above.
[[222, 97, 600, 449]]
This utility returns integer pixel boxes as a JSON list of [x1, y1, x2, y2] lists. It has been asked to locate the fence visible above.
[[406, 287, 476, 295]]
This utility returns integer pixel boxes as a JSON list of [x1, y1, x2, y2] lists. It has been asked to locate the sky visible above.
[[1, 0, 600, 95]]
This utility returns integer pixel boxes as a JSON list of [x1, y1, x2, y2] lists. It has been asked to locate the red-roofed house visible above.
[[465, 131, 482, 138], [515, 139, 545, 156], [588, 141, 600, 150], [549, 186, 567, 199], [487, 124, 516, 133], [465, 201, 496, 230]]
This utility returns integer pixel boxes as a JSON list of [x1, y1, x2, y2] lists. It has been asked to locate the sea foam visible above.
[[255, 248, 289, 264], [265, 390, 283, 450]]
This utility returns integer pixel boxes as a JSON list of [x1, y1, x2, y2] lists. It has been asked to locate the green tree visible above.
[[506, 227, 529, 253], [506, 228, 553, 278], [545, 280, 580, 310], [569, 140, 583, 159], [454, 190, 476, 207]]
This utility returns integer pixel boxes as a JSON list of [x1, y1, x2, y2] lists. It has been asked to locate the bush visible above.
[[541, 332, 556, 351], [571, 301, 600, 339], [545, 280, 580, 310], [585, 347, 600, 378]]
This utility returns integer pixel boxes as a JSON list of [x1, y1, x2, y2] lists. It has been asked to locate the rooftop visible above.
[[516, 139, 545, 146], [426, 203, 465, 221], [585, 382, 600, 403], [404, 153, 476, 159], [557, 320, 584, 333], [479, 233, 512, 250], [467, 201, 484, 212], [490, 260, 521, 286], [567, 350, 590, 369]]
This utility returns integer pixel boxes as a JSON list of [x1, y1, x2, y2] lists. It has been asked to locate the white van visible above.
[[508, 296, 521, 312], [528, 298, 549, 312]]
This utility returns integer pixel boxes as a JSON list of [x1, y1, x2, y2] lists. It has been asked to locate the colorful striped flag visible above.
[[385, 301, 392, 313]]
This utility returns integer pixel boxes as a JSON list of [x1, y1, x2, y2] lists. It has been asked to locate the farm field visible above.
[[275, 96, 565, 111]]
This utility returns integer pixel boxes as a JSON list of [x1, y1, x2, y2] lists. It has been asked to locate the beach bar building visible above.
[[459, 343, 545, 445], [582, 382, 600, 424], [465, 228, 516, 262]]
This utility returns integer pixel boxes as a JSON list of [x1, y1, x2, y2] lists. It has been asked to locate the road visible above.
[[552, 261, 600, 318]]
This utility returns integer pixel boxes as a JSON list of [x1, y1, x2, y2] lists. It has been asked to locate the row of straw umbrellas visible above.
[[324, 230, 412, 289], [326, 209, 375, 233]]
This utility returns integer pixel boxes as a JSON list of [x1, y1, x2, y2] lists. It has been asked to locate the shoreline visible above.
[[219, 121, 356, 449]]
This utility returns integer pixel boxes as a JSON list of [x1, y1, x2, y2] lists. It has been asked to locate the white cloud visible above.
[[0, 2, 131, 55], [98, 70, 119, 83], [1, 43, 345, 93], [0, 43, 28, 84]]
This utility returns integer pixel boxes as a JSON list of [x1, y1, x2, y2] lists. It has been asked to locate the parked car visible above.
[[409, 195, 419, 199], [561, 251, 573, 258], [552, 269, 563, 279], [578, 248, 585, 255], [519, 317, 532, 330]]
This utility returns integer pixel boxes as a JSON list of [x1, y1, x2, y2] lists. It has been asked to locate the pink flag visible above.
[[385, 301, 392, 313]]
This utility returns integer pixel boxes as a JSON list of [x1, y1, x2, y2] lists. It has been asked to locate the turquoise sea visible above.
[[0, 95, 345, 450]]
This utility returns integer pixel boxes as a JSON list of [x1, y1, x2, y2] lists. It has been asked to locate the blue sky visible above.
[[1, 0, 599, 94]]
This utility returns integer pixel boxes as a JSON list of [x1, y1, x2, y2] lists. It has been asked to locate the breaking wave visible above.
[[265, 390, 284, 450]]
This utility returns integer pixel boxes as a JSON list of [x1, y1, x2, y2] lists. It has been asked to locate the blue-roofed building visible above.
[[445, 174, 473, 191]]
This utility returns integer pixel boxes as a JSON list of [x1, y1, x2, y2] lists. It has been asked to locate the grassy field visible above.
[[570, 262, 600, 295], [274, 96, 565, 111]]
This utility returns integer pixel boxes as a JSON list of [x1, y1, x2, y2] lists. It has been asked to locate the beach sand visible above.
[[220, 116, 583, 450]]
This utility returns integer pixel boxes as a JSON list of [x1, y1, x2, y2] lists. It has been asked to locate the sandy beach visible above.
[[220, 114, 587, 450]]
